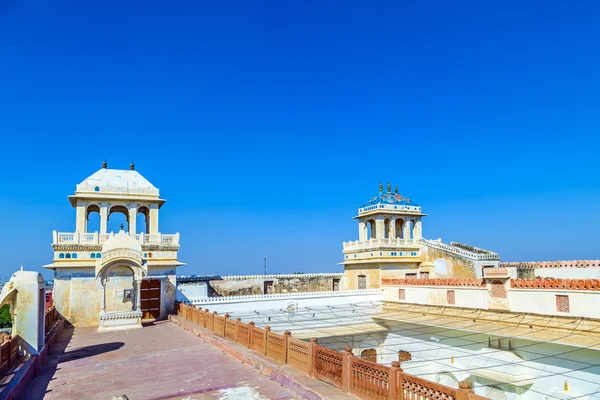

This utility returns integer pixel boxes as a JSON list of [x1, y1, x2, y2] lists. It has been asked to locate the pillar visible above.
[[403, 220, 411, 240], [358, 220, 366, 241], [128, 203, 137, 234], [375, 217, 385, 240], [100, 202, 108, 234], [389, 218, 396, 239], [415, 218, 423, 240], [149, 204, 159, 234], [101, 282, 106, 313], [75, 200, 86, 232], [135, 279, 142, 312]]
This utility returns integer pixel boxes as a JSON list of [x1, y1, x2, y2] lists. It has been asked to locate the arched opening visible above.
[[86, 204, 100, 233], [104, 265, 136, 313], [137, 206, 150, 234], [409, 220, 416, 239], [108, 205, 129, 233], [361, 348, 377, 363], [366, 219, 376, 239], [395, 219, 404, 239], [384, 218, 391, 238]]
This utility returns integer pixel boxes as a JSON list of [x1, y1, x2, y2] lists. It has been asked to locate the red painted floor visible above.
[[23, 321, 299, 400]]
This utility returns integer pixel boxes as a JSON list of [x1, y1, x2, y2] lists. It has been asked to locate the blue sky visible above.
[[1, 1, 599, 281]]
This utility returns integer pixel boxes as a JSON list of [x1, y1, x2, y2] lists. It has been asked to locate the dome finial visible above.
[[102, 160, 107, 169], [387, 182, 391, 192], [130, 161, 135, 171], [379, 182, 383, 192], [119, 223, 124, 231], [395, 186, 398, 194]]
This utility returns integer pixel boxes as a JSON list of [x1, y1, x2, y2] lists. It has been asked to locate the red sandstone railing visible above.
[[236, 319, 250, 347], [510, 278, 600, 290], [266, 329, 290, 364], [174, 304, 488, 399], [214, 313, 226, 337], [225, 316, 237, 341], [249, 323, 268, 355], [313, 345, 349, 391], [287, 336, 314, 374], [0, 336, 21, 372], [45, 306, 58, 333], [382, 278, 485, 287]]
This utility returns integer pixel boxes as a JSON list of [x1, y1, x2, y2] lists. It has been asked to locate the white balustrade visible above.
[[342, 238, 418, 251], [53, 230, 180, 247]]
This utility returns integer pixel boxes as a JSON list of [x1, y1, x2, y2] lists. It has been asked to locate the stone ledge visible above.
[[169, 315, 355, 400]]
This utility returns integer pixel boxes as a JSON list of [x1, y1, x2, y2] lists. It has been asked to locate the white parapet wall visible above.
[[509, 289, 600, 319], [185, 289, 384, 314], [383, 284, 489, 309]]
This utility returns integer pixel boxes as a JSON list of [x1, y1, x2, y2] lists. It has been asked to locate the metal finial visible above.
[[395, 186, 398, 194], [130, 162, 135, 171], [120, 223, 124, 231], [379, 182, 383, 192], [387, 182, 391, 192], [102, 160, 107, 169]]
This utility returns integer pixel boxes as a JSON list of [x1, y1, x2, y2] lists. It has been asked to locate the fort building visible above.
[[44, 163, 184, 329]]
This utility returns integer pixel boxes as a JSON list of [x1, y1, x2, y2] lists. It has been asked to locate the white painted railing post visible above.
[[139, 232, 145, 245], [74, 231, 80, 244], [52, 230, 58, 244], [94, 232, 99, 244]]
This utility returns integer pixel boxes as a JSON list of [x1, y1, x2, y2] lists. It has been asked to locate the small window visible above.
[[96, 253, 101, 258], [405, 273, 417, 280], [66, 253, 71, 259], [447, 290, 456, 305], [556, 295, 570, 313], [91, 253, 95, 259], [420, 272, 430, 279], [72, 253, 77, 259], [59, 253, 64, 259], [94, 186, 100, 192], [333, 278, 340, 291], [148, 252, 153, 258], [398, 289, 406, 300], [358, 275, 367, 290]]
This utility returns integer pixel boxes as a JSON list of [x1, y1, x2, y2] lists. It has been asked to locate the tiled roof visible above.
[[361, 191, 419, 208]]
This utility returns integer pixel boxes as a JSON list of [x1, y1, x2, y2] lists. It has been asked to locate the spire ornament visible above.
[[395, 186, 398, 194], [387, 182, 391, 192], [102, 160, 107, 169], [379, 182, 383, 192], [130, 162, 135, 171]]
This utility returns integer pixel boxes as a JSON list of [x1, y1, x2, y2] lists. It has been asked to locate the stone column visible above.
[[375, 217, 385, 240], [403, 220, 411, 239], [128, 203, 137, 234], [75, 200, 87, 232], [358, 220, 366, 241], [135, 279, 142, 312], [414, 218, 422, 240], [389, 218, 396, 239], [100, 203, 108, 234], [100, 281, 106, 313], [149, 204, 159, 234]]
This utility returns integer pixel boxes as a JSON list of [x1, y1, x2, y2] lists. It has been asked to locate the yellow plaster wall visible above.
[[69, 277, 102, 326], [105, 266, 135, 313], [420, 247, 478, 278], [344, 265, 381, 289]]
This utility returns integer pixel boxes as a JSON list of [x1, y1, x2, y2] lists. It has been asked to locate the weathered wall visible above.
[[344, 264, 381, 290], [105, 266, 135, 313], [54, 264, 178, 327], [203, 275, 344, 297], [420, 246, 479, 278]]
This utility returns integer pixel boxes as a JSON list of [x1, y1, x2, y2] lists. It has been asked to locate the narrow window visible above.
[[398, 289, 406, 300], [358, 275, 367, 289], [332, 278, 340, 291], [405, 273, 417, 280], [264, 280, 274, 294]]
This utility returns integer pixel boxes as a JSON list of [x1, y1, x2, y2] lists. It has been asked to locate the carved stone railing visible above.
[[343, 238, 419, 251], [173, 303, 488, 400], [187, 289, 382, 304], [420, 239, 500, 261], [382, 278, 485, 287], [53, 231, 180, 247]]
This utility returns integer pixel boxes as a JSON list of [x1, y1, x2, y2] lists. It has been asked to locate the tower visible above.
[[342, 183, 431, 289], [46, 163, 184, 328]]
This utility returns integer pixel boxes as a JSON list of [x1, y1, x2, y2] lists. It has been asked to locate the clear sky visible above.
[[1, 1, 599, 281]]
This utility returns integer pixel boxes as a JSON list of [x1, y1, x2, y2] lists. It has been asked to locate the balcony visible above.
[[342, 238, 419, 252], [52, 231, 180, 247]]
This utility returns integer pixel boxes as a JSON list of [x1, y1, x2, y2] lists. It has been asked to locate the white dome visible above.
[[101, 229, 142, 254], [76, 168, 159, 196]]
